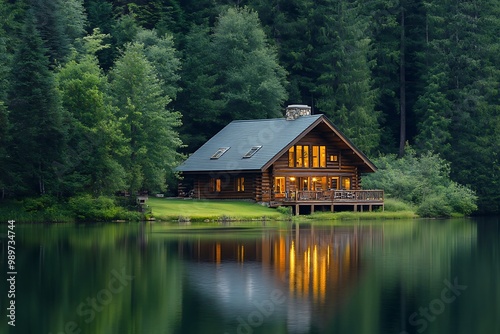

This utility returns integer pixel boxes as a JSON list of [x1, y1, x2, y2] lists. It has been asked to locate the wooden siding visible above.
[[192, 173, 258, 200], [259, 169, 271, 202], [270, 131, 361, 192]]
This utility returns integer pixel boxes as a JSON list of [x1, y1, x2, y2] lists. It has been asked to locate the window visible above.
[[312, 146, 319, 167], [296, 145, 303, 167], [312, 146, 326, 168], [342, 177, 351, 190], [210, 178, 221, 192], [274, 177, 285, 194], [242, 146, 262, 158], [236, 177, 245, 192], [320, 146, 326, 168], [288, 145, 311, 168], [303, 146, 309, 167], [211, 147, 230, 159]]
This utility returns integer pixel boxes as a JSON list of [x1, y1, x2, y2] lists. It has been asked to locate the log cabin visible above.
[[176, 105, 384, 214]]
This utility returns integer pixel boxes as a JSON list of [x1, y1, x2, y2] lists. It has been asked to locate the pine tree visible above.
[[414, 0, 500, 213], [0, 30, 10, 197], [7, 11, 66, 195], [211, 6, 288, 122], [175, 24, 224, 152], [312, 0, 380, 154]]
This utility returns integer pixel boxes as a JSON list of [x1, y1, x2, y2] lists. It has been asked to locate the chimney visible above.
[[285, 104, 311, 120]]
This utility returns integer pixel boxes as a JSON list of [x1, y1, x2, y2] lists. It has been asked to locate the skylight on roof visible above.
[[242, 146, 262, 158], [211, 147, 230, 159]]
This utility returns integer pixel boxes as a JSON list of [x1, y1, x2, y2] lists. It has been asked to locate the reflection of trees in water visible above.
[[10, 224, 183, 334]]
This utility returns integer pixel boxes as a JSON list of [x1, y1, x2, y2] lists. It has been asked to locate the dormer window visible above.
[[242, 146, 262, 158], [211, 147, 230, 159]]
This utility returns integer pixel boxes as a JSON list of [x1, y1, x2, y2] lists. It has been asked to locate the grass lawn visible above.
[[148, 198, 284, 221]]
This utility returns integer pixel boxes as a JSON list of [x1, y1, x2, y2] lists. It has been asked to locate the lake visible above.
[[1, 217, 498, 334]]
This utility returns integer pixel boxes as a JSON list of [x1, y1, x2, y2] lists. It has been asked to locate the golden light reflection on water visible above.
[[184, 224, 367, 307]]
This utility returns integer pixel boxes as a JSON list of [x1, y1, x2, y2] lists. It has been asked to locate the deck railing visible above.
[[281, 189, 384, 202]]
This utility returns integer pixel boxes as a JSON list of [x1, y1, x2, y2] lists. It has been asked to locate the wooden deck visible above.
[[271, 190, 384, 215]]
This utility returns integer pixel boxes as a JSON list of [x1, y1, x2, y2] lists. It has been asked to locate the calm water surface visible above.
[[0, 218, 498, 334]]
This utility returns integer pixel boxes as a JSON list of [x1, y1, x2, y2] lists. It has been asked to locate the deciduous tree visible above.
[[110, 42, 183, 195]]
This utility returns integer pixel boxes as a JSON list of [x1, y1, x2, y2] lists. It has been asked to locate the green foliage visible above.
[[28, 0, 87, 65], [133, 29, 181, 99], [363, 147, 478, 217], [110, 42, 183, 194], [211, 6, 288, 121], [276, 206, 293, 216], [23, 195, 58, 212], [176, 24, 224, 151], [7, 11, 66, 196], [0, 32, 10, 193], [56, 35, 127, 196], [383, 198, 414, 212], [416, 194, 453, 218], [1, 0, 499, 215], [68, 194, 137, 221], [313, 0, 381, 154]]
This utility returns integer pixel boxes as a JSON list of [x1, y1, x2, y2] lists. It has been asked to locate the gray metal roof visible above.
[[177, 114, 323, 172], [176, 114, 377, 173]]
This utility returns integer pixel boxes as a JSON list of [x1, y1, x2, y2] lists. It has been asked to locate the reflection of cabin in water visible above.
[[180, 224, 384, 331], [177, 105, 383, 214]]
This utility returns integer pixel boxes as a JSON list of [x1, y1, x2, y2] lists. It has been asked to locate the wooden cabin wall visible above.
[[191, 173, 259, 200]]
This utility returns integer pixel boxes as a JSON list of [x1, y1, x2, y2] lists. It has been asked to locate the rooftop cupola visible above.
[[285, 104, 311, 120]]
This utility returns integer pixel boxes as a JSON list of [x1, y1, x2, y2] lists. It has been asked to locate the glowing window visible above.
[[236, 177, 245, 192], [210, 178, 221, 192], [288, 146, 295, 167]]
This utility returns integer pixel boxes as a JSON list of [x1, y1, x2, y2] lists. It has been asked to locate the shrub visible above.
[[383, 198, 414, 212], [276, 206, 293, 215], [23, 195, 58, 212], [68, 195, 138, 222], [444, 182, 478, 215], [417, 194, 452, 218], [363, 146, 477, 217]]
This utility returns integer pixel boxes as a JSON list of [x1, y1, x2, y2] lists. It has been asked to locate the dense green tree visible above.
[[365, 0, 400, 152], [0, 31, 10, 198], [211, 6, 288, 122], [110, 42, 183, 195], [175, 24, 224, 151], [247, 0, 315, 103], [311, 0, 380, 154], [84, 0, 116, 70], [56, 30, 127, 196], [7, 11, 66, 195], [59, 0, 88, 47], [19, 0, 87, 66], [413, 0, 500, 213], [176, 6, 288, 151], [134, 29, 181, 99]]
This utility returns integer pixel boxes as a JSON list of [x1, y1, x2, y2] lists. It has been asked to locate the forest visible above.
[[0, 0, 498, 215]]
